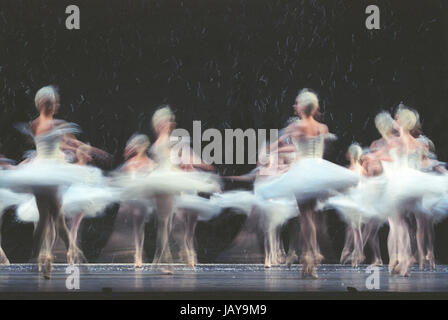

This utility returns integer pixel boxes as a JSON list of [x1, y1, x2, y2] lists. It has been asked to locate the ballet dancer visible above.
[[0, 86, 109, 278], [173, 137, 217, 269], [149, 106, 219, 273], [338, 143, 366, 267], [259, 89, 360, 277], [118, 134, 156, 269]]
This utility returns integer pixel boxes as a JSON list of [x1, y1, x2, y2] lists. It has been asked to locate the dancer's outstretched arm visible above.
[[62, 134, 111, 163]]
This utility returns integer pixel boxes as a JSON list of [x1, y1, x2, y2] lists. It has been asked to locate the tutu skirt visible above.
[[324, 176, 388, 223], [0, 159, 102, 194], [175, 194, 223, 221], [112, 168, 220, 199], [377, 166, 448, 215], [0, 189, 32, 217], [256, 158, 360, 202], [210, 190, 258, 215]]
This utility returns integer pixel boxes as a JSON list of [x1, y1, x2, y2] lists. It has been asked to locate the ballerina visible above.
[[117, 134, 156, 269], [148, 106, 220, 273], [358, 111, 400, 266], [258, 89, 360, 278], [372, 107, 446, 276], [412, 135, 447, 269], [337, 143, 366, 267], [223, 147, 298, 268], [254, 155, 298, 268], [173, 137, 218, 269], [0, 86, 109, 278], [62, 144, 116, 265]]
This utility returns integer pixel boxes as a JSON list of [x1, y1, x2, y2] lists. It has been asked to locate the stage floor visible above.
[[1, 264, 448, 298]]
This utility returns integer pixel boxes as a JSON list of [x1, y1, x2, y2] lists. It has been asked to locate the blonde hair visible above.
[[347, 143, 363, 163], [35, 85, 59, 115], [126, 134, 150, 153], [374, 111, 394, 138], [395, 104, 419, 131], [152, 105, 175, 131], [297, 89, 319, 117]]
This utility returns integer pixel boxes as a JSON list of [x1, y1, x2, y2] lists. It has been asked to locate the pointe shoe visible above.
[[398, 264, 411, 277], [372, 257, 383, 266], [310, 266, 319, 279], [418, 257, 426, 270], [396, 257, 412, 277], [186, 250, 197, 269], [351, 253, 366, 268], [134, 261, 143, 270], [187, 257, 196, 270], [426, 253, 435, 270], [340, 249, 351, 265], [277, 252, 286, 265], [301, 254, 318, 279], [285, 252, 298, 268], [67, 249, 80, 265], [301, 265, 318, 279], [314, 252, 324, 264], [37, 255, 45, 273], [388, 255, 399, 274], [42, 255, 54, 280]]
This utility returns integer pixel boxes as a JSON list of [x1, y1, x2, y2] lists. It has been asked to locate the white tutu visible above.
[[0, 188, 32, 217], [16, 197, 39, 223], [175, 194, 223, 221], [16, 168, 117, 222], [378, 163, 448, 215], [210, 190, 258, 215], [209, 188, 299, 227], [324, 176, 388, 223], [145, 168, 221, 194], [61, 184, 118, 218], [254, 196, 299, 228], [416, 194, 448, 222], [112, 168, 221, 198], [256, 158, 360, 202], [0, 159, 102, 194]]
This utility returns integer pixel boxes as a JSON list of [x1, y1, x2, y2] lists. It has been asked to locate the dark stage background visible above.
[[0, 0, 447, 263]]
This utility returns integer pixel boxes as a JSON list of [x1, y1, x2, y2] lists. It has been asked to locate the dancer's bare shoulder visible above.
[[31, 117, 67, 136]]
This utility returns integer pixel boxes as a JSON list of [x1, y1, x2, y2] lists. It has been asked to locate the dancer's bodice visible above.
[[386, 147, 424, 171], [34, 131, 63, 159], [33, 122, 80, 160], [291, 134, 325, 159], [151, 139, 174, 169]]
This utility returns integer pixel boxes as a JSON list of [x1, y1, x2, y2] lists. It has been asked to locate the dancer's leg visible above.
[[185, 212, 198, 268], [415, 214, 426, 269], [0, 216, 9, 265], [32, 194, 51, 261], [352, 220, 365, 267], [263, 223, 273, 268], [132, 206, 146, 269], [285, 217, 300, 267], [299, 200, 319, 278], [365, 221, 383, 265], [395, 213, 412, 277], [153, 194, 174, 273], [340, 224, 354, 264], [387, 216, 399, 274], [425, 216, 435, 269], [33, 188, 61, 279]]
